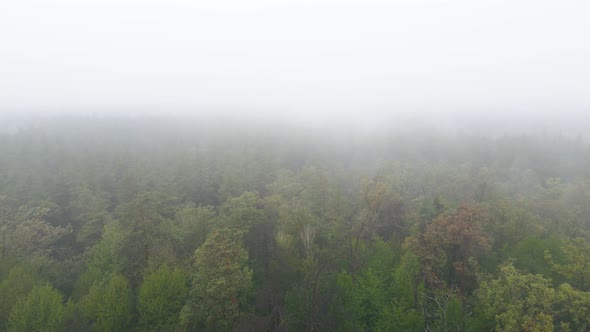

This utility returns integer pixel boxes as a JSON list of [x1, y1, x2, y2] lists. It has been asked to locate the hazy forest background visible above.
[[0, 115, 589, 331], [2, 0, 589, 330]]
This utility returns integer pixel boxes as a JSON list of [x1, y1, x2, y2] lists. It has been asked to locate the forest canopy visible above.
[[0, 117, 589, 331]]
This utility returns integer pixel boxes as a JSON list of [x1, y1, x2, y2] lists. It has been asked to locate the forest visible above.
[[0, 117, 589, 331]]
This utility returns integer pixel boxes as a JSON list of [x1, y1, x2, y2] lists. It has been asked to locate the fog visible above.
[[1, 0, 589, 132], [3, 3, 590, 328]]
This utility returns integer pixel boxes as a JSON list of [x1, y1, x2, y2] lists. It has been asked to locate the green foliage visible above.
[[283, 257, 335, 332], [218, 191, 263, 232], [391, 252, 423, 307], [0, 266, 40, 330], [71, 269, 102, 301], [509, 236, 562, 277], [1, 214, 71, 265], [363, 237, 399, 275], [116, 191, 179, 276], [138, 265, 188, 330], [186, 228, 253, 331], [84, 220, 126, 279], [476, 261, 590, 331], [80, 274, 131, 331], [545, 237, 590, 291], [377, 300, 424, 332], [2, 120, 590, 331], [487, 200, 541, 250], [334, 252, 426, 332], [556, 283, 590, 331], [70, 186, 113, 245], [380, 252, 425, 331], [173, 203, 216, 259], [7, 284, 65, 332], [477, 262, 558, 331], [277, 205, 318, 259], [356, 268, 388, 330], [443, 296, 463, 332]]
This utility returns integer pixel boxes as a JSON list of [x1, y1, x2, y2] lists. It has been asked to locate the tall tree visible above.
[[138, 265, 188, 330], [84, 220, 126, 279], [477, 262, 557, 331], [545, 237, 590, 291], [0, 201, 71, 265], [80, 274, 131, 332], [184, 228, 253, 331], [172, 203, 216, 260], [7, 284, 65, 332], [0, 266, 39, 330]]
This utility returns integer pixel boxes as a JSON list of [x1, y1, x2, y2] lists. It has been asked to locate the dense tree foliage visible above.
[[7, 284, 65, 332], [0, 118, 589, 331]]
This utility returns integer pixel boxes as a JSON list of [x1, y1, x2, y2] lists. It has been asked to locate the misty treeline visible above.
[[1, 118, 589, 331]]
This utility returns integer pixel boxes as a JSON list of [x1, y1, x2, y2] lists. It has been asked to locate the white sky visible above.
[[0, 0, 589, 119]]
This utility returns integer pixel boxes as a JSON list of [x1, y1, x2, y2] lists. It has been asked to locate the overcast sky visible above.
[[1, 0, 589, 121]]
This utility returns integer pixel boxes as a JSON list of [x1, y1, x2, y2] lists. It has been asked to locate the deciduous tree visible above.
[[184, 228, 253, 331], [7, 284, 65, 332]]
